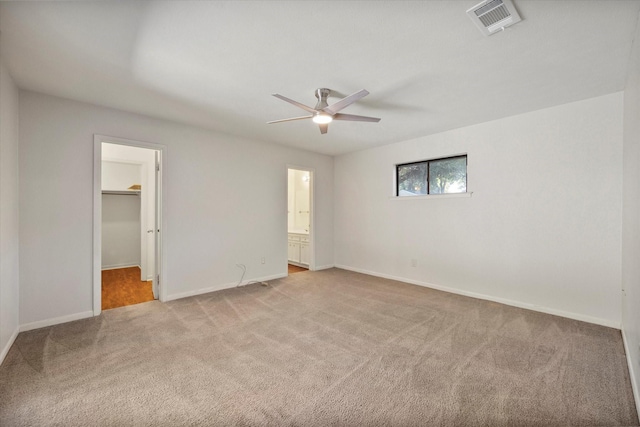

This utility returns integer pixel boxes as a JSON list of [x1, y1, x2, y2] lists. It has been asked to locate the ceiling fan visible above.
[[267, 88, 381, 134]]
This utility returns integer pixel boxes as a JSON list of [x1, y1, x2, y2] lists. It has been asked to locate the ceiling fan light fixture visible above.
[[268, 88, 380, 134], [312, 113, 333, 124]]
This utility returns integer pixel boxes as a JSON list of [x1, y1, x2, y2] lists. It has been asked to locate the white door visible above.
[[140, 163, 148, 282], [153, 151, 161, 299]]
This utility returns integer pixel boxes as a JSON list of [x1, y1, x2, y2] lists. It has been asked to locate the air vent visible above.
[[467, 0, 522, 36]]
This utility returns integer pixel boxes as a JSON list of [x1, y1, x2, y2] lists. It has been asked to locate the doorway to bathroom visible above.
[[287, 167, 314, 274]]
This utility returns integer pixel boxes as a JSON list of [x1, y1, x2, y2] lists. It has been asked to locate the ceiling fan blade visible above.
[[267, 115, 313, 124], [333, 113, 381, 122], [323, 89, 369, 115], [272, 94, 317, 114], [319, 124, 328, 134]]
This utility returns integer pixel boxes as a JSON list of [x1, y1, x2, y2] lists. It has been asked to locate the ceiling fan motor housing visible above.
[[314, 88, 331, 110]]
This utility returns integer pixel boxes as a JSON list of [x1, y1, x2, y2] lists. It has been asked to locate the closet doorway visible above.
[[287, 167, 314, 274], [93, 135, 165, 316]]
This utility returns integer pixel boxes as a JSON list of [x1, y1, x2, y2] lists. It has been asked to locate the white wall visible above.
[[335, 93, 623, 327], [101, 160, 144, 270], [622, 9, 640, 413], [102, 161, 142, 192], [18, 91, 334, 326], [102, 193, 141, 269], [0, 61, 20, 363]]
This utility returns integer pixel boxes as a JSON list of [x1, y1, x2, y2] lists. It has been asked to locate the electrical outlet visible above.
[[261, 257, 265, 264], [411, 259, 417, 267]]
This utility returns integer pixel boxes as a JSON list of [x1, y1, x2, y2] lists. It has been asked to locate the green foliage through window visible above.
[[397, 156, 467, 196]]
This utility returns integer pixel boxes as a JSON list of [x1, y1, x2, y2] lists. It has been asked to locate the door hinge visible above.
[[157, 275, 160, 286], [156, 163, 160, 172]]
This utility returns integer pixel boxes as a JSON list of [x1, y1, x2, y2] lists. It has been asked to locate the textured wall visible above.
[[335, 93, 623, 327], [101, 194, 141, 269], [0, 61, 20, 362], [18, 91, 334, 325], [622, 8, 640, 415]]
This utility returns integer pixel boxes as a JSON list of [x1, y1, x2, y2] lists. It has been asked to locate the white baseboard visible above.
[[622, 327, 640, 421], [20, 310, 94, 332], [101, 264, 140, 271], [0, 327, 19, 366], [334, 264, 620, 329], [313, 264, 335, 271], [165, 273, 288, 302]]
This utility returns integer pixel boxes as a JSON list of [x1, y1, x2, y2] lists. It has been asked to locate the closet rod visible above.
[[101, 190, 140, 196]]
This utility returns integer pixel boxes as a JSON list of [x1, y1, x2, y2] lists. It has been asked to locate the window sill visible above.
[[390, 192, 473, 201]]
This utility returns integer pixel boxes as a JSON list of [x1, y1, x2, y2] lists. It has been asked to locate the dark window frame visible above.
[[396, 155, 467, 196]]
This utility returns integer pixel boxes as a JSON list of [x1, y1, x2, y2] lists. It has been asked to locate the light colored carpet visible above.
[[1, 268, 637, 426]]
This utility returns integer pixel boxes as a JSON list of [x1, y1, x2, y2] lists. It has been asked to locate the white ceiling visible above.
[[1, 1, 639, 156]]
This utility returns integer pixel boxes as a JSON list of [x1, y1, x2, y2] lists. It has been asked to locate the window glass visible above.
[[428, 156, 467, 194], [396, 155, 467, 196], [397, 163, 428, 196]]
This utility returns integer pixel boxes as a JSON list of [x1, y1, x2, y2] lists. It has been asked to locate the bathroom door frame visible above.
[[93, 135, 167, 316], [287, 165, 315, 271]]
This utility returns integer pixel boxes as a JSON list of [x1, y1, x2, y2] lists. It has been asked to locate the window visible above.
[[396, 155, 467, 196]]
